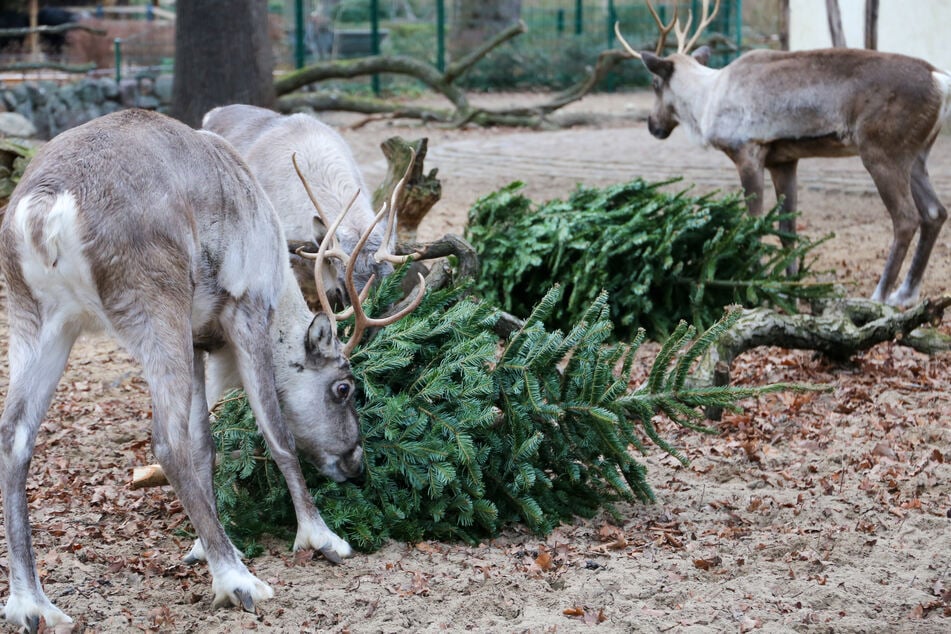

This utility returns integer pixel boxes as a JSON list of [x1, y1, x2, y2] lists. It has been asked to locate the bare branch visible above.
[[444, 20, 526, 83], [694, 295, 951, 419]]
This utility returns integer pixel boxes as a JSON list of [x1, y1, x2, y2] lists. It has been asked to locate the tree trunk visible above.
[[864, 0, 878, 50], [171, 0, 275, 127], [449, 0, 521, 60], [825, 0, 847, 48], [778, 0, 790, 51], [372, 137, 441, 242]]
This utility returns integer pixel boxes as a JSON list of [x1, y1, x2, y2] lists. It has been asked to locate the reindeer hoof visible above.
[[211, 568, 274, 611], [3, 596, 72, 634], [233, 588, 256, 613], [294, 523, 352, 562], [319, 546, 344, 565]]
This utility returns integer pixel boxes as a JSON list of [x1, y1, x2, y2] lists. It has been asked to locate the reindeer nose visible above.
[[347, 466, 365, 487], [343, 446, 365, 485], [648, 118, 672, 139]]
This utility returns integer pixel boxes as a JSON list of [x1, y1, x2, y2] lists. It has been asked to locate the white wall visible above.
[[790, 0, 951, 70]]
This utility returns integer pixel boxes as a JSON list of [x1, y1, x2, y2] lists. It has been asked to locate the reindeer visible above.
[[0, 109, 423, 631], [201, 104, 407, 306], [616, 0, 951, 306]]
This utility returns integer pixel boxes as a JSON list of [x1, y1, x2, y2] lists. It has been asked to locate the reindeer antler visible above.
[[292, 152, 332, 229], [373, 148, 421, 266], [298, 189, 366, 321], [616, 1, 719, 58], [293, 155, 426, 357], [342, 209, 426, 357], [675, 0, 721, 54], [615, 0, 678, 59]]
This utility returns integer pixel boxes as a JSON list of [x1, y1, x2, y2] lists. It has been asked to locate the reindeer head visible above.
[[616, 0, 718, 140], [276, 310, 365, 482], [280, 161, 425, 482]]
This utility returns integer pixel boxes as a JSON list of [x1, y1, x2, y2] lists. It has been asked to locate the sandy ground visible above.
[[0, 93, 950, 633]]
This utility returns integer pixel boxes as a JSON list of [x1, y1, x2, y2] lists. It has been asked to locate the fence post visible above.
[[370, 0, 380, 95], [575, 0, 582, 35], [735, 0, 743, 56], [436, 0, 445, 72], [606, 0, 617, 91], [606, 0, 617, 48], [114, 38, 121, 84], [294, 0, 305, 69]]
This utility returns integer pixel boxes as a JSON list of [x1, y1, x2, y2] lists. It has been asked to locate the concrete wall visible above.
[[790, 0, 951, 70]]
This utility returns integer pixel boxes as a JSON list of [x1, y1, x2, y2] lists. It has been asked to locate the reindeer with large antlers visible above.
[[0, 109, 422, 630], [202, 104, 414, 307], [617, 0, 951, 306]]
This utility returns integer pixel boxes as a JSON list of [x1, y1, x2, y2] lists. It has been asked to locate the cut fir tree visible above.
[[465, 178, 835, 340], [210, 278, 811, 554]]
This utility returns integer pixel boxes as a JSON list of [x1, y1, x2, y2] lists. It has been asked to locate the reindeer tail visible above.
[[934, 70, 951, 123]]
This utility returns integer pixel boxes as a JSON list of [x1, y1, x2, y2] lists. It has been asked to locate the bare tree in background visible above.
[[825, 0, 879, 50], [171, 0, 275, 127], [825, 0, 846, 47], [865, 0, 878, 50], [778, 0, 789, 50], [449, 0, 520, 60]]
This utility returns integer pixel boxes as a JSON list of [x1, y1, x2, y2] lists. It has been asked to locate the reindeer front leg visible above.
[[768, 159, 800, 275], [134, 322, 272, 612], [726, 144, 768, 217], [221, 301, 352, 564]]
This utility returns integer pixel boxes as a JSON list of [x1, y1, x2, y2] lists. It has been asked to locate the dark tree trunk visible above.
[[171, 0, 275, 128], [449, 0, 521, 60], [864, 0, 878, 50], [778, 0, 790, 51], [825, 0, 847, 48]]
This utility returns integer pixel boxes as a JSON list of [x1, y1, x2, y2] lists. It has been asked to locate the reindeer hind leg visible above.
[[0, 307, 80, 631], [860, 156, 919, 305], [889, 154, 948, 305], [767, 159, 800, 276], [109, 299, 272, 611]]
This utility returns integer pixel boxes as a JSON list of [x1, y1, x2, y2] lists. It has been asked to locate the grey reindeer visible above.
[[0, 109, 422, 631], [202, 104, 413, 305], [617, 0, 951, 306]]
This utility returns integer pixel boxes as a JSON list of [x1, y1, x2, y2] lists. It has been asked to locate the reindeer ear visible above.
[[692, 45, 712, 66], [641, 52, 674, 82], [305, 312, 340, 360]]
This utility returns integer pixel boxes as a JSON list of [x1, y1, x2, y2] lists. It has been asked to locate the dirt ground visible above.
[[1, 92, 951, 633]]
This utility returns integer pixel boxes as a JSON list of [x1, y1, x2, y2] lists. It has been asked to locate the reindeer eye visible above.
[[334, 381, 353, 400]]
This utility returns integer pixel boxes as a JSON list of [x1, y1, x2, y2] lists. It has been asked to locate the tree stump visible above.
[[372, 136, 441, 242]]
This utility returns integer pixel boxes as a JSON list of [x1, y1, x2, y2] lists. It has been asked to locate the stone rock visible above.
[[154, 74, 173, 103], [0, 112, 37, 138]]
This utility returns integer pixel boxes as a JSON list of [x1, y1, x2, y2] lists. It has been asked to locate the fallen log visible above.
[[274, 21, 630, 128], [695, 295, 951, 419]]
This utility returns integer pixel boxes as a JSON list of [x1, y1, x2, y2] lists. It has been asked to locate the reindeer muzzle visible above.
[[648, 117, 673, 139]]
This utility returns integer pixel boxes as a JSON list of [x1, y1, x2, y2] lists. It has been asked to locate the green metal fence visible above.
[[282, 0, 743, 92]]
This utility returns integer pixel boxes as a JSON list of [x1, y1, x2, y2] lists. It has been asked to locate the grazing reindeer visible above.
[[617, 0, 951, 306], [0, 109, 422, 630], [201, 104, 407, 304]]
